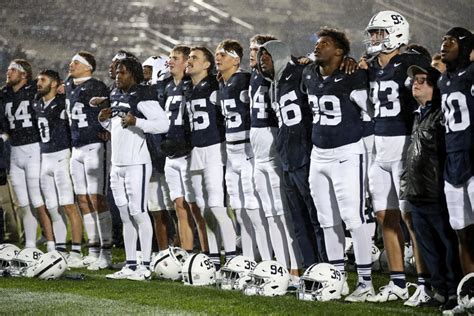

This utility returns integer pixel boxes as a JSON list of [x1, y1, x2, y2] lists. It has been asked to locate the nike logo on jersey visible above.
[[459, 36, 466, 40], [339, 159, 348, 164], [246, 156, 254, 161], [285, 74, 293, 81], [130, 91, 136, 95], [394, 63, 402, 67], [227, 82, 233, 87], [81, 87, 87, 91], [334, 78, 343, 82], [458, 71, 466, 76]]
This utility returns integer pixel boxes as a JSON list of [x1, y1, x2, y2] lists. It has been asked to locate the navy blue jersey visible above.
[[33, 95, 71, 153], [109, 85, 152, 120], [219, 71, 251, 141], [249, 69, 278, 128], [185, 75, 225, 148], [368, 52, 430, 136], [65, 77, 108, 147], [161, 77, 192, 158], [1, 82, 41, 146], [438, 63, 474, 184], [302, 66, 367, 149], [271, 62, 312, 171], [362, 118, 375, 137]]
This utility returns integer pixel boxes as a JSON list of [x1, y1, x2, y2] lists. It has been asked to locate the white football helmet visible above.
[[296, 263, 344, 302], [0, 244, 20, 274], [182, 253, 216, 286], [142, 55, 169, 84], [458, 272, 474, 313], [8, 248, 44, 277], [152, 247, 189, 281], [371, 244, 381, 264], [220, 255, 257, 290], [365, 10, 410, 56], [31, 250, 67, 280], [243, 260, 290, 297]]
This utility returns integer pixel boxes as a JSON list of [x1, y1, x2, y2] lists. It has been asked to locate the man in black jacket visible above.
[[400, 65, 461, 308]]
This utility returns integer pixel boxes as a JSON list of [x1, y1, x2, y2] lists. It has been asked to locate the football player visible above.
[[65, 51, 112, 268], [104, 50, 138, 249], [144, 55, 177, 252], [257, 39, 314, 278], [1, 59, 54, 251], [100, 57, 169, 280], [107, 50, 139, 92], [142, 55, 169, 85], [303, 28, 374, 302], [362, 11, 431, 302], [215, 39, 271, 261], [439, 27, 474, 298], [161, 45, 208, 253], [185, 46, 236, 269], [34, 69, 83, 259]]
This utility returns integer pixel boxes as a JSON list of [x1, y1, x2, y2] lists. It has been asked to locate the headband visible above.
[[217, 48, 240, 59], [8, 62, 26, 73], [112, 52, 128, 62], [72, 54, 93, 70]]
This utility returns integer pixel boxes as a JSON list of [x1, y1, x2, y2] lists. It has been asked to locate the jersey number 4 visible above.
[[5, 101, 33, 129], [165, 95, 184, 126], [66, 100, 88, 128]]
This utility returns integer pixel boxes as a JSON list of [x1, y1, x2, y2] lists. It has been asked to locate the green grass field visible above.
[[0, 249, 441, 315]]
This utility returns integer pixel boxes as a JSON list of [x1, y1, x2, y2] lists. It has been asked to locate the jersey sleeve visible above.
[[349, 69, 370, 113], [136, 100, 170, 134]]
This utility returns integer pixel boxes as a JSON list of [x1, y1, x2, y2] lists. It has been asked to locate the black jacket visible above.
[[399, 100, 446, 205]]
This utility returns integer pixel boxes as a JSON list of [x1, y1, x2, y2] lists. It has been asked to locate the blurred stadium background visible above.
[[0, 0, 471, 84]]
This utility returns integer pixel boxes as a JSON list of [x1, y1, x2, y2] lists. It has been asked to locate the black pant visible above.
[[410, 202, 462, 296], [283, 164, 327, 267]]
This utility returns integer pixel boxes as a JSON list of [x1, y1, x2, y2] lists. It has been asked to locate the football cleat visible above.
[[67, 252, 86, 269], [81, 254, 99, 267], [106, 266, 135, 280], [345, 283, 376, 302], [87, 255, 112, 271], [367, 281, 409, 303], [404, 283, 432, 307], [127, 266, 151, 281]]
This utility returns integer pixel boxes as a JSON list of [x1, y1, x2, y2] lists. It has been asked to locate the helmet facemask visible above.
[[365, 11, 410, 56]]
